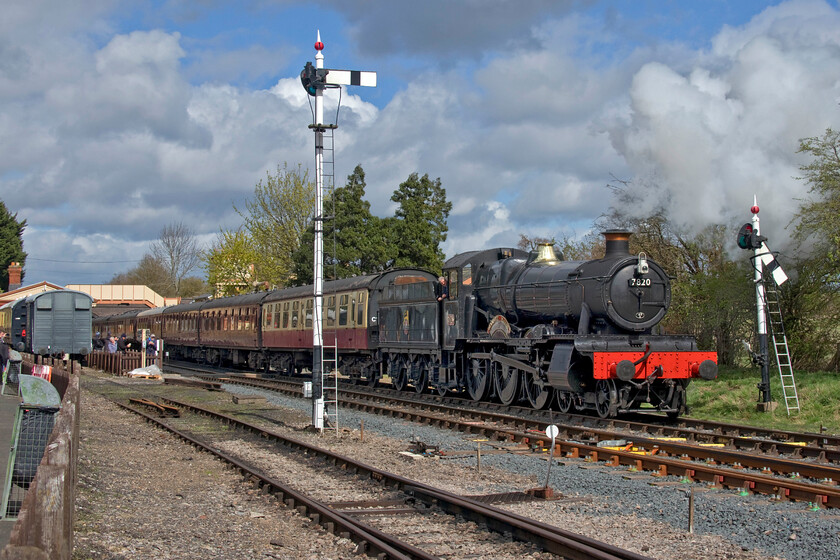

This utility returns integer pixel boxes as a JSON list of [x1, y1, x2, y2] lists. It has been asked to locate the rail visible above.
[[1, 358, 80, 560]]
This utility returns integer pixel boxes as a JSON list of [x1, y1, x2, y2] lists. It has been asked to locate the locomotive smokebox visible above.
[[603, 230, 632, 257]]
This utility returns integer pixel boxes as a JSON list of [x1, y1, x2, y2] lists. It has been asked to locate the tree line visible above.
[[1, 128, 837, 371]]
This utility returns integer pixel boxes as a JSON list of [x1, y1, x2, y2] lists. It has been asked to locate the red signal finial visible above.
[[315, 30, 324, 51]]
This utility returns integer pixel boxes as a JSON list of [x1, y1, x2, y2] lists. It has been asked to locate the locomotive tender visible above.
[[93, 231, 716, 418]]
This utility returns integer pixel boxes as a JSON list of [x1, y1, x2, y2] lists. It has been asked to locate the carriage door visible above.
[[442, 269, 460, 349]]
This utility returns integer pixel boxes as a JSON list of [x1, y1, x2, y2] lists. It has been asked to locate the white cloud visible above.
[[607, 0, 840, 247], [5, 0, 840, 287]]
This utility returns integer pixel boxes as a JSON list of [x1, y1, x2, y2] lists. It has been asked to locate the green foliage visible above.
[[390, 172, 452, 273], [688, 366, 840, 434], [110, 254, 172, 295], [291, 165, 395, 285], [203, 229, 263, 297], [775, 256, 840, 371], [235, 163, 315, 287], [0, 199, 27, 292], [795, 128, 840, 269], [177, 276, 208, 298]]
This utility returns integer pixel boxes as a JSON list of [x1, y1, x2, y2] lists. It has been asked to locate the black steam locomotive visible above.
[[424, 230, 717, 417], [94, 231, 716, 418]]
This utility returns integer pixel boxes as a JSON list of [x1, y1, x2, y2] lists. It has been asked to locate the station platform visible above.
[[0, 389, 20, 547]]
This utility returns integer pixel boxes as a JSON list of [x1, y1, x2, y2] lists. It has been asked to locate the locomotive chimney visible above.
[[602, 231, 632, 258]]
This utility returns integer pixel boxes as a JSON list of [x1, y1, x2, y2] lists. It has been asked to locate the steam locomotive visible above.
[[93, 231, 716, 418]]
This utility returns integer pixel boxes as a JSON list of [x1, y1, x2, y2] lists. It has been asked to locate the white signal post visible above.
[[311, 32, 326, 430], [303, 32, 376, 430], [751, 198, 772, 406]]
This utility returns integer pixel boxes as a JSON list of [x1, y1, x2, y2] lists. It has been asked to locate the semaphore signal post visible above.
[[301, 32, 376, 430], [737, 196, 799, 414]]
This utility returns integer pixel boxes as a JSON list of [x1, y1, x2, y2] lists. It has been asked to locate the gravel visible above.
[[72, 373, 840, 559], [226, 383, 840, 560]]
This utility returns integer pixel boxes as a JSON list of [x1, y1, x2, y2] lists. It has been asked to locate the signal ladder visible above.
[[762, 277, 800, 415], [316, 124, 339, 432]]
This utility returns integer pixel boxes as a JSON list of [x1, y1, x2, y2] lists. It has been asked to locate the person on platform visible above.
[[0, 330, 9, 373], [92, 332, 105, 351], [146, 335, 157, 359], [117, 333, 131, 353], [105, 334, 118, 354]]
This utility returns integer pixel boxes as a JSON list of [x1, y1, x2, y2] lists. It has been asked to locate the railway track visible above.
[[170, 369, 840, 509], [164, 360, 840, 450], [114, 390, 651, 560]]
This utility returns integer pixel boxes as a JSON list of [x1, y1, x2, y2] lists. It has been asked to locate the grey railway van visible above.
[[22, 290, 93, 357]]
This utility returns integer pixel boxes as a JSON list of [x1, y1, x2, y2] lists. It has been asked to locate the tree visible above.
[[110, 254, 171, 295], [790, 128, 840, 369], [203, 228, 264, 297], [794, 128, 840, 270], [178, 277, 208, 298], [0, 200, 27, 292], [292, 165, 394, 285], [236, 163, 315, 286], [151, 222, 201, 296], [390, 172, 452, 273]]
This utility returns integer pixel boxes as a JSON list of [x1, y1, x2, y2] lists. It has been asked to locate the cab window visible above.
[[448, 270, 459, 299]]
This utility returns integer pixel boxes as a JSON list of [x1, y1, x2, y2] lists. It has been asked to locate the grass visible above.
[[687, 366, 840, 436]]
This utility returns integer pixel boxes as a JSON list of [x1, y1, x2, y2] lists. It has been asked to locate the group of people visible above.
[[92, 332, 157, 358]]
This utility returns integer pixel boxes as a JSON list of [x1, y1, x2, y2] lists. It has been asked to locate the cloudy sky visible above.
[[3, 0, 840, 287]]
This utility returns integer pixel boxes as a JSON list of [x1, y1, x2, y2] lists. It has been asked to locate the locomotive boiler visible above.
[[474, 231, 669, 335]]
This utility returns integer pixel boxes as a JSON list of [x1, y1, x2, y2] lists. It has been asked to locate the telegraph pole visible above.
[[301, 32, 376, 430]]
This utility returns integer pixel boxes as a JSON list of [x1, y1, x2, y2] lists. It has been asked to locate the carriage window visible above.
[[305, 299, 313, 328], [292, 301, 299, 328], [274, 305, 282, 328], [356, 291, 366, 326], [448, 270, 458, 298], [36, 298, 52, 310], [75, 296, 91, 310], [282, 302, 290, 329], [326, 296, 336, 327], [338, 294, 349, 326]]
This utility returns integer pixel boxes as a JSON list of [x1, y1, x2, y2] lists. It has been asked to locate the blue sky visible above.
[[3, 0, 840, 288]]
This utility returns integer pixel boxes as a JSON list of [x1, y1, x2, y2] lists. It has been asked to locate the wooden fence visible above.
[[0, 359, 79, 560], [86, 350, 161, 376]]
